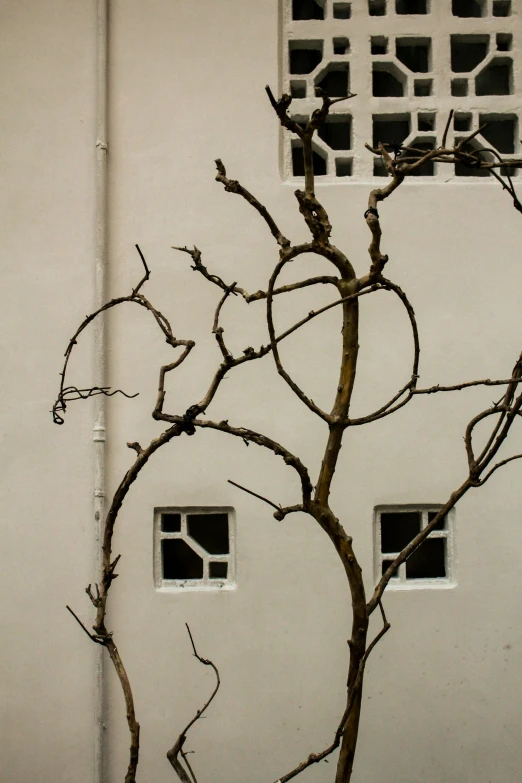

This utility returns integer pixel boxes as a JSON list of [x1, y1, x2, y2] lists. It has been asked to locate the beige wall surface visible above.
[[2, 1, 522, 783], [0, 1, 97, 781]]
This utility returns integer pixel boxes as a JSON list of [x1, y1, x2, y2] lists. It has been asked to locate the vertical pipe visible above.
[[94, 1, 109, 781]]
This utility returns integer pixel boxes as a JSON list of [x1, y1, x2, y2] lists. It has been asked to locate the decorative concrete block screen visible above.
[[282, 0, 520, 180], [153, 507, 236, 591]]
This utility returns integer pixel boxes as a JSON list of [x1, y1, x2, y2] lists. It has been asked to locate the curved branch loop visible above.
[[346, 279, 420, 426]]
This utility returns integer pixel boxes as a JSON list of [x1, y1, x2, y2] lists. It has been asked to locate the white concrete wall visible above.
[[0, 1, 97, 781], [2, 2, 521, 783]]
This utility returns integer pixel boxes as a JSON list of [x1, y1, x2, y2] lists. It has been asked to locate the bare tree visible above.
[[54, 90, 522, 783]]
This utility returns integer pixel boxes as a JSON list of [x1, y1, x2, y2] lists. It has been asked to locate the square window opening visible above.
[[414, 78, 432, 96], [154, 507, 236, 590], [396, 0, 429, 14], [496, 33, 512, 51], [333, 37, 350, 55], [451, 78, 468, 97], [290, 80, 307, 98], [418, 112, 435, 131], [493, 0, 511, 16], [371, 36, 388, 55], [454, 112, 472, 131], [374, 505, 455, 589], [369, 0, 387, 15], [289, 40, 324, 75], [292, 0, 325, 20], [336, 157, 353, 176], [452, 0, 485, 15], [333, 2, 352, 18]]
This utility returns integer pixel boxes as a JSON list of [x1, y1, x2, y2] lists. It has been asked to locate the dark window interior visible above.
[[452, 0, 484, 16], [292, 0, 324, 20], [414, 79, 432, 96], [371, 36, 388, 54], [493, 0, 511, 15], [418, 113, 435, 131], [406, 539, 446, 579], [292, 143, 327, 176], [396, 38, 430, 72], [396, 0, 427, 13], [336, 158, 352, 176], [451, 79, 468, 96], [187, 513, 229, 554], [290, 45, 323, 75], [369, 0, 386, 14], [380, 510, 448, 580], [496, 33, 512, 51], [318, 116, 352, 149], [333, 2, 352, 18], [454, 113, 472, 131], [479, 115, 516, 154], [290, 81, 307, 98], [333, 37, 350, 55], [316, 64, 350, 97], [161, 513, 181, 532], [451, 36, 488, 73], [380, 511, 421, 553], [209, 562, 228, 579], [381, 559, 399, 577], [475, 60, 512, 95], [162, 539, 203, 580], [373, 159, 388, 177], [373, 115, 410, 148], [428, 510, 446, 530], [372, 68, 404, 96]]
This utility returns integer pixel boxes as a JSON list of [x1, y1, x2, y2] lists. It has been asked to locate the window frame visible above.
[[373, 504, 457, 590], [153, 506, 237, 592]]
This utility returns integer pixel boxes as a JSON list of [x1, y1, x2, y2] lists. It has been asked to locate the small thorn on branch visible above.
[[127, 441, 143, 455], [108, 554, 121, 578]]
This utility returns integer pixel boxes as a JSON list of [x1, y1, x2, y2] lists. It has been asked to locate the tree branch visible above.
[[228, 479, 283, 513], [167, 625, 221, 783], [346, 279, 420, 426], [215, 159, 290, 248], [274, 599, 389, 783], [53, 245, 191, 425]]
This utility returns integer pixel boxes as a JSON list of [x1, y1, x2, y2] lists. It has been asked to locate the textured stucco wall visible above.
[[2, 2, 521, 783]]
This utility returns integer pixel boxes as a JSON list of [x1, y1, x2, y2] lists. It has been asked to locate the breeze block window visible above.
[[154, 507, 236, 590], [282, 0, 521, 180], [374, 505, 456, 588]]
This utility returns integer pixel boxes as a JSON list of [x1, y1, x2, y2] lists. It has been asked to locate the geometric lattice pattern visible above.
[[282, 0, 521, 179], [153, 507, 236, 591]]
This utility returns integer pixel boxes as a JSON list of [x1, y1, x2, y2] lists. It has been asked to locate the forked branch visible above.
[[167, 625, 221, 783]]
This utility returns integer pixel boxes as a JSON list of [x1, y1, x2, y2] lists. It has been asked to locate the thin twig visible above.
[[413, 377, 522, 395], [228, 479, 282, 512], [167, 625, 221, 783], [66, 605, 107, 646], [274, 597, 390, 783], [441, 109, 454, 149], [478, 453, 522, 485], [215, 159, 290, 248]]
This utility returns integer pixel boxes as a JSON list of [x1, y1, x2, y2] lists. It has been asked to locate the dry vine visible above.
[[53, 88, 522, 783]]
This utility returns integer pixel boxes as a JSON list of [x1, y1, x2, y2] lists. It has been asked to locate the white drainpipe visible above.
[[94, 1, 109, 781]]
